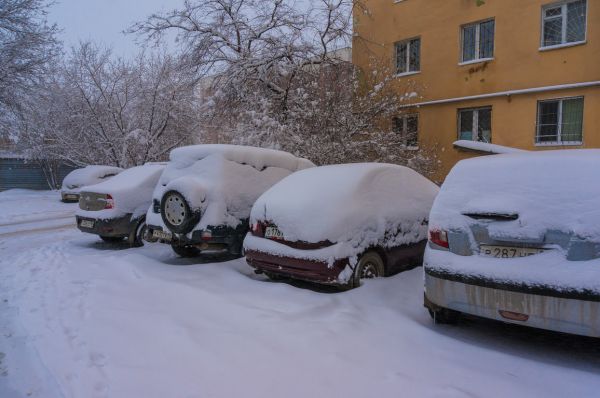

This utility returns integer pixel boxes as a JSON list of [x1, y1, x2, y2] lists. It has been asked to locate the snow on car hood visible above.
[[149, 146, 314, 230], [76, 164, 165, 218], [430, 150, 600, 242], [250, 163, 439, 248], [61, 165, 124, 191]]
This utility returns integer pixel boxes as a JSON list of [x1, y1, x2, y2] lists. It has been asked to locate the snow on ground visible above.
[[1, 190, 600, 398]]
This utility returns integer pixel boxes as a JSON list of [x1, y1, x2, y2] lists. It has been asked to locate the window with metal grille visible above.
[[458, 107, 492, 143], [461, 19, 494, 63], [542, 0, 587, 47], [393, 114, 419, 147], [395, 38, 420, 75], [536, 97, 583, 144]]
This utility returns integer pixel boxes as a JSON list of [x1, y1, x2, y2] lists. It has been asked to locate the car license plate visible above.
[[153, 229, 172, 242], [80, 219, 94, 228], [264, 226, 284, 240], [65, 194, 78, 200], [480, 245, 545, 258]]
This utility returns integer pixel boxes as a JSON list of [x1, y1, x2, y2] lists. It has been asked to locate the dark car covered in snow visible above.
[[76, 163, 165, 247], [424, 150, 600, 337], [145, 145, 314, 258], [61, 165, 123, 202], [244, 163, 439, 288]]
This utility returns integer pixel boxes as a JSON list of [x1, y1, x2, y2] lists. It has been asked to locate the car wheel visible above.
[[128, 218, 146, 248], [350, 251, 385, 288], [428, 308, 461, 324], [100, 236, 125, 243], [171, 244, 201, 258], [160, 190, 200, 234]]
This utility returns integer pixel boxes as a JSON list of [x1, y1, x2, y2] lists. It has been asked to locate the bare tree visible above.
[[0, 0, 59, 136], [18, 42, 199, 168], [133, 0, 438, 176]]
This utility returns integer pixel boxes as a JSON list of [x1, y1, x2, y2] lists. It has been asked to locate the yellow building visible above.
[[353, 0, 600, 180]]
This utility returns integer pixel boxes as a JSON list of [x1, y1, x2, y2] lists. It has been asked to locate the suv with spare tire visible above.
[[145, 144, 314, 258]]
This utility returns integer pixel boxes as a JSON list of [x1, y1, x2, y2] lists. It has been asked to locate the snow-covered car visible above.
[[75, 163, 166, 247], [61, 165, 123, 202], [244, 163, 439, 288], [145, 145, 314, 258], [424, 150, 600, 337]]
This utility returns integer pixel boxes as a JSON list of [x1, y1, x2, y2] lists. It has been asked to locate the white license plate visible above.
[[264, 226, 284, 240], [65, 194, 78, 200], [80, 219, 94, 228], [153, 229, 172, 242], [480, 245, 545, 258]]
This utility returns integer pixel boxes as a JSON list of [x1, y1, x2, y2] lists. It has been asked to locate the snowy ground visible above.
[[1, 190, 600, 398]]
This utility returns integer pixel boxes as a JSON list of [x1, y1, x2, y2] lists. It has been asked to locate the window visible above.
[[542, 0, 587, 47], [393, 114, 419, 147], [461, 19, 495, 63], [395, 38, 420, 75], [458, 107, 491, 142], [536, 97, 583, 144]]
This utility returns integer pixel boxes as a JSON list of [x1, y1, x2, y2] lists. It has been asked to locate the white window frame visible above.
[[460, 19, 495, 65], [394, 37, 421, 77], [540, 0, 588, 50], [393, 113, 419, 149], [535, 96, 584, 146], [457, 107, 492, 143]]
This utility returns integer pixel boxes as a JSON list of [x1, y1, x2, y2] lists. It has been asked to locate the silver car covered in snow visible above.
[[424, 150, 600, 337]]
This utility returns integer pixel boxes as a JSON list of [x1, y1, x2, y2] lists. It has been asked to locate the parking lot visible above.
[[0, 190, 599, 398]]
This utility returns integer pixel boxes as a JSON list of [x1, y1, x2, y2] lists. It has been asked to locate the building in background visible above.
[[353, 0, 599, 180]]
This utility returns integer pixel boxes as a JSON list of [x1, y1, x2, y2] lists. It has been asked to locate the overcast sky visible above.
[[48, 0, 183, 56]]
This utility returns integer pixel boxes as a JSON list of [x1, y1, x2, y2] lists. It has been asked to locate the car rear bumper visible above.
[[76, 214, 133, 238], [61, 192, 80, 202], [245, 249, 349, 285], [146, 224, 244, 254], [424, 272, 600, 338]]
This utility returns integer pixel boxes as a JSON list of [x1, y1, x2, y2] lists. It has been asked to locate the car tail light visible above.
[[251, 221, 264, 237], [104, 194, 115, 210], [153, 199, 160, 213], [429, 229, 449, 248], [201, 231, 212, 241]]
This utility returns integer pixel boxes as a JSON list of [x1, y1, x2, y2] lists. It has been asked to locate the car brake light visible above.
[[201, 231, 212, 241], [429, 229, 449, 248], [105, 194, 115, 210], [251, 222, 264, 237]]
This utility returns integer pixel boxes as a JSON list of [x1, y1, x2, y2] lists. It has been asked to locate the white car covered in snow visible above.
[[75, 163, 166, 247], [61, 165, 123, 202], [146, 145, 314, 258], [424, 150, 600, 337], [244, 163, 439, 288]]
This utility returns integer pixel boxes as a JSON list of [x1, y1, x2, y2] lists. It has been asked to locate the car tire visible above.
[[160, 190, 200, 234], [428, 308, 461, 324], [171, 244, 201, 258], [128, 217, 146, 248], [350, 251, 385, 289], [100, 236, 125, 243]]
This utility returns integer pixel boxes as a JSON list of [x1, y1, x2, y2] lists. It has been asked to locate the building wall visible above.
[[353, 0, 600, 180], [0, 158, 76, 191]]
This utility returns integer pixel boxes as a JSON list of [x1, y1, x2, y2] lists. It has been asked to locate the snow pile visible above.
[[169, 144, 314, 172], [61, 165, 124, 191], [453, 140, 528, 154], [247, 163, 439, 262], [148, 145, 314, 230], [77, 163, 166, 219], [429, 150, 600, 242]]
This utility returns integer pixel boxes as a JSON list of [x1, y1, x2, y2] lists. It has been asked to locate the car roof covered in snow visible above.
[[251, 163, 439, 246], [82, 163, 165, 194], [430, 149, 600, 241], [62, 165, 124, 189], [170, 144, 314, 172]]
